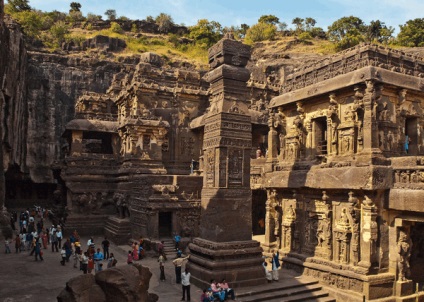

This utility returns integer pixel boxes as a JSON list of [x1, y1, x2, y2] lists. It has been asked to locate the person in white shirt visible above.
[[181, 268, 191, 301], [56, 230, 62, 248]]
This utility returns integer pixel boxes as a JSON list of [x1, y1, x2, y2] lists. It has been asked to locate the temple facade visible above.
[[60, 41, 424, 300], [263, 44, 424, 301]]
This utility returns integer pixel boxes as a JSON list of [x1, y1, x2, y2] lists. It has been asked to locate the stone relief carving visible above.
[[397, 230, 412, 281]]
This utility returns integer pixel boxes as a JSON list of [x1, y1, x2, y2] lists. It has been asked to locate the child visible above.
[[88, 256, 94, 273], [127, 250, 133, 265]]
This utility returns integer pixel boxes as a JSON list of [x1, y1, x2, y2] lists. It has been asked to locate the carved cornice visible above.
[[282, 43, 424, 94]]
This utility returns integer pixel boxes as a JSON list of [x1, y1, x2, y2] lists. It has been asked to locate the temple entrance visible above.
[[158, 211, 172, 238], [313, 117, 327, 156], [252, 189, 266, 236], [405, 117, 418, 155], [410, 222, 424, 284]]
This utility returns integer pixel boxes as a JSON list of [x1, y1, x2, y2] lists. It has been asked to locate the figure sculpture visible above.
[[397, 231, 411, 281]]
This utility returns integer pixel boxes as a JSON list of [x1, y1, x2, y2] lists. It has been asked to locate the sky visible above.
[[21, 0, 424, 31]]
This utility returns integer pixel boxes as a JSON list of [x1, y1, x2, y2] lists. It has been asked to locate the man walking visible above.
[[101, 237, 110, 260], [181, 268, 191, 301]]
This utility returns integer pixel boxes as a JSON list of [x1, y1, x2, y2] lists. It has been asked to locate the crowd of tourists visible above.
[[4, 208, 118, 274]]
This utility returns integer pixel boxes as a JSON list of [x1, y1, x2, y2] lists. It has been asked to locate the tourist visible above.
[[200, 289, 213, 302], [101, 237, 110, 260], [158, 254, 165, 281], [271, 250, 280, 281], [64, 239, 72, 262], [218, 278, 235, 300], [138, 244, 144, 260], [157, 240, 165, 259], [107, 253, 117, 268], [41, 231, 48, 249], [181, 268, 191, 301], [81, 252, 88, 274], [97, 263, 103, 272], [132, 242, 139, 261], [34, 240, 43, 261], [4, 238, 11, 254], [174, 233, 181, 250], [210, 280, 225, 302], [51, 231, 59, 252], [173, 254, 190, 284], [26, 232, 33, 252], [14, 234, 21, 253], [60, 247, 66, 265], [19, 233, 26, 251], [127, 250, 133, 265], [74, 248, 81, 269], [93, 248, 104, 272], [56, 227, 63, 248], [87, 255, 94, 273], [263, 261, 272, 282]]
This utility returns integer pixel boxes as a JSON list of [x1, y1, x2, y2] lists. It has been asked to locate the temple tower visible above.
[[188, 33, 266, 288]]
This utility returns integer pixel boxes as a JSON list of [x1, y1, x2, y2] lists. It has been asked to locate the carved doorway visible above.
[[410, 222, 424, 285], [159, 211, 173, 238], [313, 117, 327, 156], [405, 117, 418, 155]]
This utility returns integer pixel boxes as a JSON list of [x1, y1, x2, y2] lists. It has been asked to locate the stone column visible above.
[[262, 189, 277, 252], [70, 130, 83, 154], [188, 33, 266, 288], [358, 196, 378, 269], [362, 80, 381, 154]]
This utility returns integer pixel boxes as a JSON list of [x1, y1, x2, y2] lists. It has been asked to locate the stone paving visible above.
[[0, 234, 205, 302]]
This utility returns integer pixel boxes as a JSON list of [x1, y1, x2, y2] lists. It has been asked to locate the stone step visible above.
[[237, 279, 318, 298], [238, 283, 323, 302], [280, 289, 333, 302]]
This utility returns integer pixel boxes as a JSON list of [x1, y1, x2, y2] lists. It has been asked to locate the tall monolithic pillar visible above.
[[188, 33, 266, 288]]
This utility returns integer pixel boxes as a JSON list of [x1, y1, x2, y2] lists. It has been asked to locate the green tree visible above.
[[397, 18, 424, 47], [245, 22, 277, 44], [189, 19, 223, 48], [240, 23, 250, 37], [305, 17, 316, 31], [13, 10, 43, 38], [155, 13, 174, 33], [364, 20, 393, 43], [292, 17, 305, 34], [258, 14, 280, 25], [7, 0, 31, 13], [69, 2, 81, 12], [104, 9, 117, 21], [327, 16, 366, 49]]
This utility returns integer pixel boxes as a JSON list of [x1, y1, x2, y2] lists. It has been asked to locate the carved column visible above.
[[188, 33, 266, 288], [282, 204, 296, 253], [358, 196, 378, 269], [263, 189, 277, 251], [334, 208, 351, 264], [362, 80, 381, 154]]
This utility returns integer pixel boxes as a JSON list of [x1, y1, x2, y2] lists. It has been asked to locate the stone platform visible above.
[[104, 216, 131, 245], [65, 214, 108, 236]]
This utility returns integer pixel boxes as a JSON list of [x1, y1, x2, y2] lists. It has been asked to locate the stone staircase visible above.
[[236, 275, 335, 302], [161, 238, 176, 254], [104, 216, 131, 245]]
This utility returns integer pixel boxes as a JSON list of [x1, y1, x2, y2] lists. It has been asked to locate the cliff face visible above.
[[26, 52, 134, 182]]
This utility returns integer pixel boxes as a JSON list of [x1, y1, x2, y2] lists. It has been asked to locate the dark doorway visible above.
[[159, 211, 172, 238], [252, 190, 266, 235], [405, 117, 418, 155], [314, 117, 327, 155], [410, 223, 424, 285]]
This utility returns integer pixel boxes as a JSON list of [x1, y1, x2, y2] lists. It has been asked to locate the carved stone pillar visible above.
[[358, 196, 378, 269], [188, 33, 265, 288], [281, 204, 296, 253], [334, 208, 351, 264], [263, 189, 277, 251], [362, 80, 381, 154]]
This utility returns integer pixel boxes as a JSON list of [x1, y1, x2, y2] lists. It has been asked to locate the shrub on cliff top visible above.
[[244, 22, 277, 44]]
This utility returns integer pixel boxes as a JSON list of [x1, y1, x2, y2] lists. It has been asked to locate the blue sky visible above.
[[24, 0, 424, 31]]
